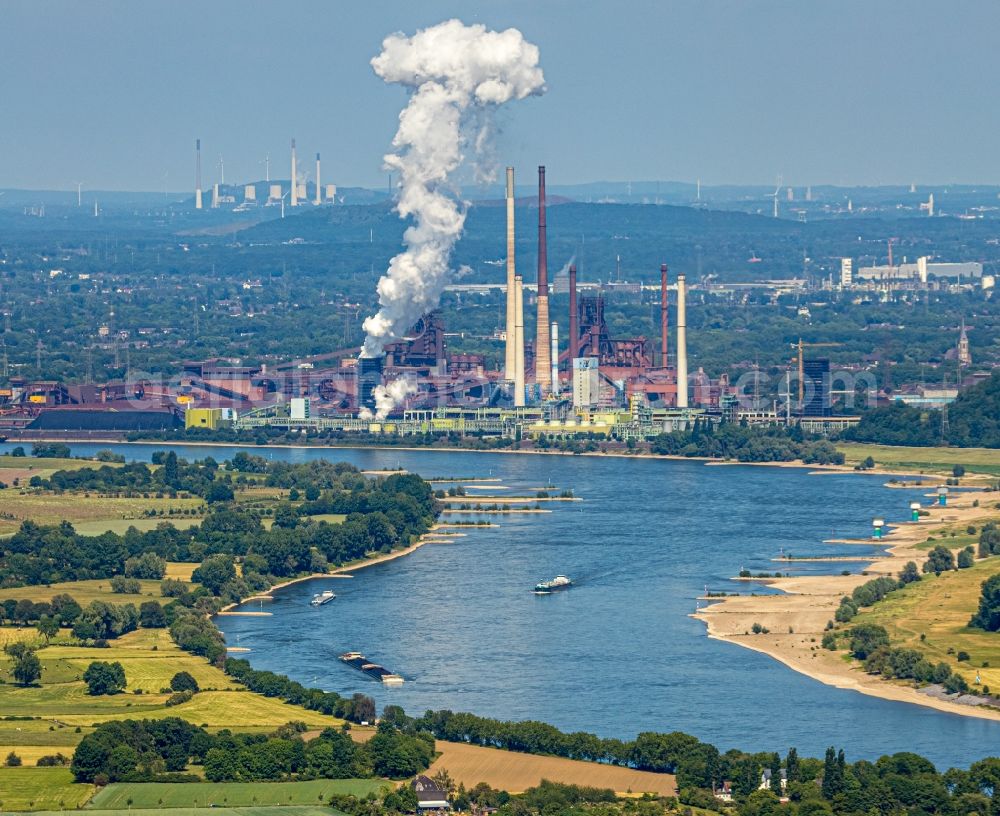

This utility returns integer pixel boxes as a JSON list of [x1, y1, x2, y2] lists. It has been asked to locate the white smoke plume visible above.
[[361, 19, 546, 367], [359, 377, 418, 421], [556, 254, 576, 278]]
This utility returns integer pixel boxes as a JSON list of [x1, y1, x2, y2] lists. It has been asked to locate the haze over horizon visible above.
[[3, 0, 999, 193]]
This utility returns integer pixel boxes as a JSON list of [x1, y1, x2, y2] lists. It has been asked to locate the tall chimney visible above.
[[290, 139, 298, 207], [195, 139, 202, 210], [514, 275, 525, 407], [550, 322, 559, 396], [314, 153, 322, 205], [568, 264, 579, 361], [676, 273, 688, 408], [534, 165, 551, 393], [660, 264, 668, 367], [504, 167, 516, 382]]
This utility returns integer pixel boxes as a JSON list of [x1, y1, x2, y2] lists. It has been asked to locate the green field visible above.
[[72, 517, 203, 536], [851, 554, 1000, 690], [39, 808, 339, 816], [0, 490, 204, 537], [0, 626, 343, 731], [0, 766, 94, 811], [89, 779, 388, 809], [837, 442, 1000, 475]]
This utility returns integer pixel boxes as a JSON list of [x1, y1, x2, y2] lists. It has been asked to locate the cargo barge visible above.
[[339, 652, 404, 685], [533, 575, 572, 594]]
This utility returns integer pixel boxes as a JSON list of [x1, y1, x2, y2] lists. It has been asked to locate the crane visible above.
[[792, 339, 843, 405]]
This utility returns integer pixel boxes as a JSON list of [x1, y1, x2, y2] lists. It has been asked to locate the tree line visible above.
[[70, 717, 434, 786]]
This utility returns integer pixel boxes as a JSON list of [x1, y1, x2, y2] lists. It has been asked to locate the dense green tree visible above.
[[969, 573, 1000, 631], [5, 642, 42, 686], [192, 554, 237, 595], [83, 661, 127, 695], [170, 671, 200, 692], [923, 545, 956, 575], [37, 614, 60, 640], [139, 601, 166, 628]]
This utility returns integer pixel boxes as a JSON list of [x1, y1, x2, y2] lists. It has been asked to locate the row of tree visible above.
[[649, 423, 845, 464], [70, 718, 433, 785]]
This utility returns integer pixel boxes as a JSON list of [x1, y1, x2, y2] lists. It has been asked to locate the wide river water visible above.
[[10, 441, 999, 768]]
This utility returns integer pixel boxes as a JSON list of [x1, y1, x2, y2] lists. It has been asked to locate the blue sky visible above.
[[2, 0, 998, 191]]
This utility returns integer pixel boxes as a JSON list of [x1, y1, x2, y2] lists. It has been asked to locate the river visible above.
[[9, 441, 998, 768]]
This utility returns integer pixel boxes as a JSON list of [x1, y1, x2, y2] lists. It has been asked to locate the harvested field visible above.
[[429, 741, 677, 795]]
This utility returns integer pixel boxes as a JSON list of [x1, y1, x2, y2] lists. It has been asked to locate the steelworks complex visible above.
[[0, 162, 989, 443]]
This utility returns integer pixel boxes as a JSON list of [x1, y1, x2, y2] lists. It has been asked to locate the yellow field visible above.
[[37, 628, 238, 692], [852, 554, 1000, 690], [0, 745, 72, 765], [165, 561, 198, 581], [430, 741, 678, 795], [58, 689, 344, 728], [837, 443, 1000, 476]]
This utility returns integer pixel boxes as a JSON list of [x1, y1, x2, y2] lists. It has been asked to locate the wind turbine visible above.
[[771, 175, 783, 218], [280, 189, 290, 219], [76, 182, 83, 207], [262, 153, 270, 182]]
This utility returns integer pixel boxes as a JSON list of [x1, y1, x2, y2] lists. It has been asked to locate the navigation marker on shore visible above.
[[873, 518, 885, 539], [910, 502, 921, 522], [938, 487, 949, 506]]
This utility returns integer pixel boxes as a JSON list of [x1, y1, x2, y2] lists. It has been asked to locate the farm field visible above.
[[72, 517, 203, 536], [32, 808, 338, 816], [88, 779, 389, 809], [837, 443, 1000, 475], [429, 740, 678, 795], [0, 577, 176, 606], [0, 490, 204, 536], [851, 554, 1000, 690], [0, 767, 94, 811]]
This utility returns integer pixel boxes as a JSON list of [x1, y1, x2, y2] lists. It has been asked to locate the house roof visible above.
[[412, 775, 449, 802]]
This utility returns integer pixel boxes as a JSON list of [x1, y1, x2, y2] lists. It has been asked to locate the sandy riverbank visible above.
[[694, 489, 1000, 722]]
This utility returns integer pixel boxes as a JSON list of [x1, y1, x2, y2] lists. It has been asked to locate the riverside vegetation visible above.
[[2, 450, 1000, 816]]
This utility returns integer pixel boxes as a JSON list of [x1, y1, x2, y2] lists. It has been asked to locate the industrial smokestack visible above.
[[550, 322, 559, 396], [534, 165, 551, 393], [514, 275, 525, 406], [660, 264, 668, 367], [290, 139, 298, 207], [314, 153, 322, 205], [504, 167, 516, 382], [195, 138, 202, 210], [568, 264, 579, 361], [676, 272, 688, 408]]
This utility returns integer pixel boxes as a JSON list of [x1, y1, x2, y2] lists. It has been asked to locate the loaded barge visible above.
[[339, 652, 404, 685]]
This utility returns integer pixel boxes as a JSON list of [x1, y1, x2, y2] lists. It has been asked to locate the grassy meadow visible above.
[[89, 779, 388, 809], [851, 554, 1000, 690], [837, 442, 1000, 476], [0, 767, 94, 811]]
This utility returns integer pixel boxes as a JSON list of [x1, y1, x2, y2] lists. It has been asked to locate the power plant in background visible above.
[[190, 137, 338, 211]]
